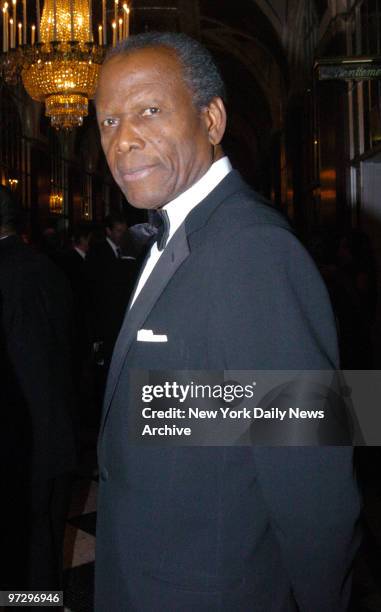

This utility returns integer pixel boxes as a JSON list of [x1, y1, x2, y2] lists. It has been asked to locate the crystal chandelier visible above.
[[1, 0, 130, 129]]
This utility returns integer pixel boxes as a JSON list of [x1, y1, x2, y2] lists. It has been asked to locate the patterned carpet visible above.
[[63, 441, 97, 612]]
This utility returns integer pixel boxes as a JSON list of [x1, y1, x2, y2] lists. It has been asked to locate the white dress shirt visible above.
[[129, 156, 232, 308], [74, 246, 86, 260], [106, 236, 120, 258]]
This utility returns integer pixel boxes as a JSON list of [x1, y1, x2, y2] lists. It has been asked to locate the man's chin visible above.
[[121, 188, 166, 210], [125, 197, 162, 210]]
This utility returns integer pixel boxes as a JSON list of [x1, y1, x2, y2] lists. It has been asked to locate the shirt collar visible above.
[[106, 236, 119, 256], [162, 156, 232, 242], [74, 246, 86, 259]]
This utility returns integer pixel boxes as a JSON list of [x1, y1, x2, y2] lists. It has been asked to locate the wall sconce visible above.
[[8, 178, 19, 190], [81, 197, 92, 220], [49, 192, 64, 215]]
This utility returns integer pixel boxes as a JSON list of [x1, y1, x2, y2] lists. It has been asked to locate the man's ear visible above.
[[203, 97, 227, 146]]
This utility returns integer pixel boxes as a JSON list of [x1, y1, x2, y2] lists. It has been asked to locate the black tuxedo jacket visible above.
[[0, 236, 77, 482], [95, 172, 360, 611]]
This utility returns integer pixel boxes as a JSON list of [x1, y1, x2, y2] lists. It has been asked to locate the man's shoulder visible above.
[[0, 237, 40, 276], [228, 192, 288, 228], [206, 180, 292, 246], [218, 174, 289, 228], [198, 174, 317, 272], [187, 171, 291, 244], [0, 237, 69, 298]]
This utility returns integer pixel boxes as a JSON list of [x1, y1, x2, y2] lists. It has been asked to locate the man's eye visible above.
[[141, 107, 160, 117], [101, 117, 118, 127]]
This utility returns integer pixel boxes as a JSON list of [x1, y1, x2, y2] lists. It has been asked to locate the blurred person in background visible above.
[[0, 185, 77, 592], [85, 213, 139, 416]]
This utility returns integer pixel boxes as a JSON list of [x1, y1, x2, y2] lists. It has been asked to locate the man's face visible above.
[[79, 235, 90, 253], [96, 47, 218, 209], [107, 222, 127, 246]]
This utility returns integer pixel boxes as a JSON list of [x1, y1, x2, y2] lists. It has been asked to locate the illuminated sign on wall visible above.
[[315, 57, 381, 80]]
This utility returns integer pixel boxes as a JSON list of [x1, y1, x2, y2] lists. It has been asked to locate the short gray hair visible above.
[[104, 31, 227, 110]]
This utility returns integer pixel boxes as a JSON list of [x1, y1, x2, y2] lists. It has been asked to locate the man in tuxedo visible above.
[[86, 213, 139, 367], [85, 214, 140, 421], [88, 212, 127, 263], [94, 32, 360, 611], [0, 186, 77, 590]]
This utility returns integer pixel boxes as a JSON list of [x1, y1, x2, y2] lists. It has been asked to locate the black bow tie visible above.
[[148, 209, 170, 251]]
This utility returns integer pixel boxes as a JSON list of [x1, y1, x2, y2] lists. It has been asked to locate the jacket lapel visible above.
[[101, 223, 190, 431]]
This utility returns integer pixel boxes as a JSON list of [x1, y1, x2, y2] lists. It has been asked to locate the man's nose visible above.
[[116, 119, 144, 153]]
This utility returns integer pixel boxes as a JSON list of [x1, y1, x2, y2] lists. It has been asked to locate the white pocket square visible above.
[[137, 329, 168, 342]]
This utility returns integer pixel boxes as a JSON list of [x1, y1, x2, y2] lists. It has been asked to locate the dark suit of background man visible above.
[[60, 225, 91, 388], [86, 212, 139, 369], [86, 214, 139, 422], [94, 33, 361, 611], [0, 186, 77, 591]]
